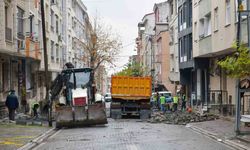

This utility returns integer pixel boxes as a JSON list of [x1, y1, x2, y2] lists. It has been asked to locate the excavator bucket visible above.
[[55, 103, 107, 128]]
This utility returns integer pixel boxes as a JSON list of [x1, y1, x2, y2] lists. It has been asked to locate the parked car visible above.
[[152, 91, 172, 108], [104, 93, 112, 102]]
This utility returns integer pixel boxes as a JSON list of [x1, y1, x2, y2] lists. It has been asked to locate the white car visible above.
[[104, 93, 112, 102]]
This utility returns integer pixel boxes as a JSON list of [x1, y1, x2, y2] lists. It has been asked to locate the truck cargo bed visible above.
[[111, 76, 152, 100]]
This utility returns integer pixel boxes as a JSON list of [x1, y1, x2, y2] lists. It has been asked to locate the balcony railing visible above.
[[5, 27, 12, 41]]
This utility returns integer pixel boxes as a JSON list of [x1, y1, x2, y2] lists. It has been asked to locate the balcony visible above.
[[5, 27, 12, 42]]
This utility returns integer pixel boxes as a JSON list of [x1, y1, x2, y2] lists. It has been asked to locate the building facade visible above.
[[153, 1, 175, 93], [168, 0, 180, 93], [192, 0, 249, 115], [178, 0, 194, 104], [137, 13, 155, 76], [0, 0, 42, 112], [0, 0, 93, 116]]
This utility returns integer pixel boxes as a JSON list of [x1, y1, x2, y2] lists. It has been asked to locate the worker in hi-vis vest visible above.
[[160, 94, 166, 112], [173, 95, 179, 112]]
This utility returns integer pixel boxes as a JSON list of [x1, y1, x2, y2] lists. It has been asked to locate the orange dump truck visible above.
[[111, 76, 152, 119]]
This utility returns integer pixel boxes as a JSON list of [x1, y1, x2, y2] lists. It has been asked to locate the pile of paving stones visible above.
[[149, 111, 219, 125]]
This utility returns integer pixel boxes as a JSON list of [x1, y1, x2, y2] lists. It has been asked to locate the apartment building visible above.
[[168, 0, 180, 93], [192, 0, 249, 115], [178, 0, 194, 103], [61, 0, 90, 68], [0, 0, 92, 116], [0, 0, 42, 112], [153, 1, 175, 93], [137, 13, 155, 76]]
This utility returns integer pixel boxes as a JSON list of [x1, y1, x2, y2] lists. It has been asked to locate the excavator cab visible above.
[[51, 67, 107, 128]]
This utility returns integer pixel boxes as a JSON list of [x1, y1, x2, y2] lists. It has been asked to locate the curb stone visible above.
[[17, 128, 58, 150], [186, 124, 249, 150]]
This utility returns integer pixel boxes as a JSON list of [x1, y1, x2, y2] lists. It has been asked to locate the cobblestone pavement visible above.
[[0, 123, 50, 150], [188, 119, 250, 148], [34, 119, 234, 150]]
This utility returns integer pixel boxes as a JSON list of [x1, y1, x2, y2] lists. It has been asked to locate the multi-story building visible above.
[[0, 0, 42, 112], [153, 1, 175, 93], [62, 0, 89, 68], [0, 0, 92, 116], [137, 13, 155, 76], [192, 0, 248, 114], [178, 0, 194, 103], [168, 0, 180, 93]]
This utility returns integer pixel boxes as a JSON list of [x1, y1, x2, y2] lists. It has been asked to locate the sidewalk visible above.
[[187, 118, 250, 150], [0, 115, 53, 150]]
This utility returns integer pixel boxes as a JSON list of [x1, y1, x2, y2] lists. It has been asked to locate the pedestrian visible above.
[[173, 95, 178, 112], [32, 102, 40, 119], [160, 94, 166, 112], [5, 90, 19, 121], [181, 94, 187, 111]]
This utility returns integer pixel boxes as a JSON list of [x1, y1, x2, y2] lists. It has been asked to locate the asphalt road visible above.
[[33, 119, 235, 150]]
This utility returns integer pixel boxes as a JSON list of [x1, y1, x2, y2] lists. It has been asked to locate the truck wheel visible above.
[[140, 109, 151, 120], [111, 109, 122, 119]]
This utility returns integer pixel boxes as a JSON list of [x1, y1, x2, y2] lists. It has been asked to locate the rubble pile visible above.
[[149, 111, 219, 125]]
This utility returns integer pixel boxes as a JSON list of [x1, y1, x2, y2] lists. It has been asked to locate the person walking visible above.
[[160, 94, 166, 112], [5, 90, 19, 121], [181, 94, 187, 111], [173, 95, 178, 112]]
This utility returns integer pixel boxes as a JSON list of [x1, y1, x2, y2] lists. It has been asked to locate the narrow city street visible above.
[[33, 119, 234, 150]]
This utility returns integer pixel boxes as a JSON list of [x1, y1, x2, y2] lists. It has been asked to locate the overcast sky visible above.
[[83, 0, 164, 74]]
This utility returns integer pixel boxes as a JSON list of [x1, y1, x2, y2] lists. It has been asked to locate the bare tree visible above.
[[83, 17, 122, 102]]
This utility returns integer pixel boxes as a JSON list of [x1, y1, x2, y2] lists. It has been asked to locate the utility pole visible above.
[[40, 0, 52, 126], [235, 0, 242, 135]]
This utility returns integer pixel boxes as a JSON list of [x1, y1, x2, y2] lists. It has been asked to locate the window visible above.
[[51, 41, 54, 61], [55, 15, 59, 33], [179, 8, 183, 31], [5, 6, 8, 27], [199, 18, 205, 38], [68, 13, 71, 28], [51, 9, 54, 31], [155, 8, 159, 23], [188, 1, 192, 27], [29, 13, 34, 38], [214, 7, 219, 31], [170, 0, 174, 16], [17, 7, 24, 38], [225, 0, 231, 25], [204, 13, 211, 36], [56, 44, 59, 62], [194, 22, 198, 41]]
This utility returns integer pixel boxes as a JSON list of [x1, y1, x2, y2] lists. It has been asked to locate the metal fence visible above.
[[208, 90, 234, 116]]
